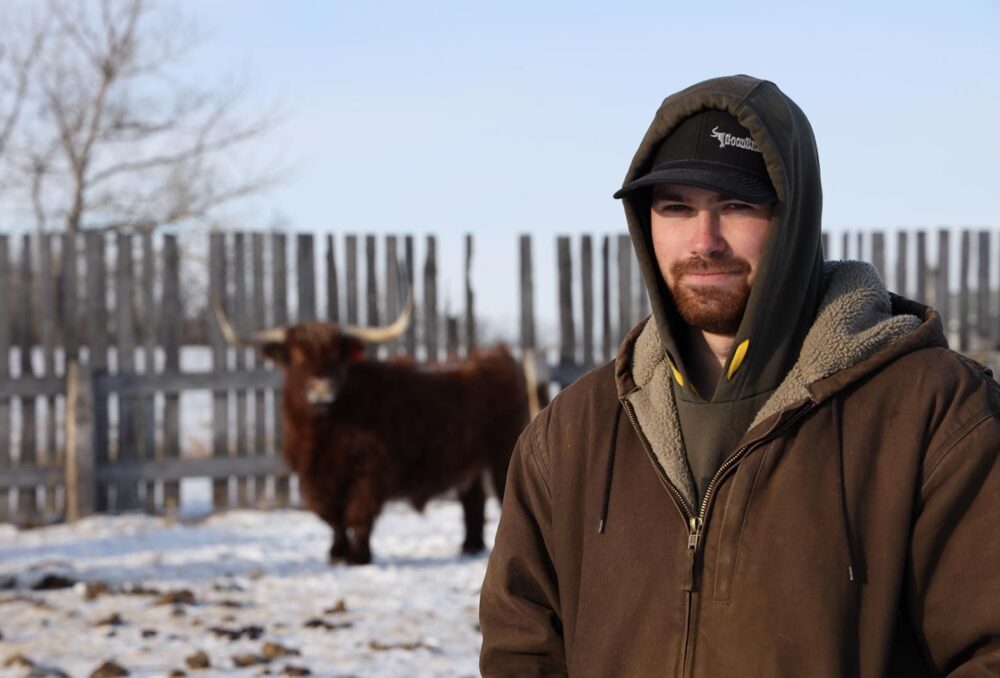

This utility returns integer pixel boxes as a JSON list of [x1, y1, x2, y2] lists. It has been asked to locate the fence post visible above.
[[40, 235, 58, 517], [326, 234, 340, 323], [896, 232, 908, 297], [365, 234, 378, 327], [519, 235, 535, 354], [404, 236, 416, 356], [0, 235, 10, 523], [297, 233, 317, 322], [557, 236, 575, 368], [872, 232, 886, 283], [959, 230, 971, 352], [915, 231, 928, 305], [386, 235, 400, 354], [234, 233, 251, 507], [617, 234, 633, 343], [162, 235, 182, 512], [271, 232, 290, 507], [424, 236, 439, 362], [209, 232, 230, 510], [465, 234, 475, 354], [65, 361, 95, 521], [18, 234, 38, 521], [140, 231, 157, 511], [84, 232, 110, 511], [115, 232, 140, 510], [601, 236, 611, 361], [251, 233, 268, 505], [977, 231, 990, 349], [581, 235, 594, 368], [345, 235, 358, 324], [936, 229, 950, 339]]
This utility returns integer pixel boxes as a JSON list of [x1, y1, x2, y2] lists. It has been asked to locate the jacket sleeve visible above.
[[480, 413, 568, 677], [908, 379, 1000, 676]]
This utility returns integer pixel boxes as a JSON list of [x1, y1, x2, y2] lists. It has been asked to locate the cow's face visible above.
[[262, 322, 365, 410]]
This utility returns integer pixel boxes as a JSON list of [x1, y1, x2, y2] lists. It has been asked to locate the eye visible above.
[[652, 200, 691, 215]]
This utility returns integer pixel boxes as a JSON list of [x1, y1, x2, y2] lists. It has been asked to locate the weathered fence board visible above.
[[234, 232, 251, 507], [209, 232, 229, 510], [617, 234, 632, 344], [465, 235, 475, 353], [18, 235, 38, 520], [424, 235, 439, 361], [519, 235, 535, 352], [0, 235, 10, 522], [162, 235, 182, 510], [580, 235, 594, 368], [252, 233, 268, 503], [116, 233, 140, 510], [557, 237, 575, 367], [271, 232, 291, 506]]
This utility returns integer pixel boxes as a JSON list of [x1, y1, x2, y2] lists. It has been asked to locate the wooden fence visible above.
[[0, 227, 998, 526], [0, 231, 477, 526], [543, 229, 1000, 383]]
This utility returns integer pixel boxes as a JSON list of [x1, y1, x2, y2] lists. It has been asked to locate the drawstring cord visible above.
[[598, 404, 623, 534], [833, 398, 857, 583]]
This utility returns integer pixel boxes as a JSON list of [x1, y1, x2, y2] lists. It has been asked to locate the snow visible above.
[[0, 498, 500, 677]]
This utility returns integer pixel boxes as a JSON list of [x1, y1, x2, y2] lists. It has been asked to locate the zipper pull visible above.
[[688, 516, 703, 551], [682, 517, 703, 592]]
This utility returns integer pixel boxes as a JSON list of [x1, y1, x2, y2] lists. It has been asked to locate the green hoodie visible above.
[[617, 75, 825, 498]]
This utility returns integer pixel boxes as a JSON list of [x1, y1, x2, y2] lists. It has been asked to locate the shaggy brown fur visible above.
[[262, 325, 531, 565]]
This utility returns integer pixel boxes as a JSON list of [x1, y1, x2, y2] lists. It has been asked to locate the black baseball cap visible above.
[[614, 109, 776, 203]]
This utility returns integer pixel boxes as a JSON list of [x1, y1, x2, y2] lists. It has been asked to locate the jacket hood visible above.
[[617, 260, 926, 509], [617, 75, 825, 405]]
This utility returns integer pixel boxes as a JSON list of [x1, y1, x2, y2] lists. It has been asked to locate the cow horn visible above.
[[213, 298, 288, 347], [340, 289, 414, 344]]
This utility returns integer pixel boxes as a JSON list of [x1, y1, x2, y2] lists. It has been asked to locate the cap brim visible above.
[[614, 164, 776, 203]]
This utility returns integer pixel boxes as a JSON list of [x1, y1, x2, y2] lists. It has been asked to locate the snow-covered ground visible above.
[[0, 498, 500, 677]]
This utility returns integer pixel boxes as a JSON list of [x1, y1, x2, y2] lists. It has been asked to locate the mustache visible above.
[[670, 257, 752, 277]]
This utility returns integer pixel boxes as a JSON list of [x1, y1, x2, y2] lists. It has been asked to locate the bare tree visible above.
[[2, 0, 281, 233]]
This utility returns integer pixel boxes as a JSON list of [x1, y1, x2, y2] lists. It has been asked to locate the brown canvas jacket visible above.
[[480, 262, 1000, 677]]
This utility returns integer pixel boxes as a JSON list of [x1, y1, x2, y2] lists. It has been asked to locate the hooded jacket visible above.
[[479, 76, 1000, 676], [623, 75, 825, 501]]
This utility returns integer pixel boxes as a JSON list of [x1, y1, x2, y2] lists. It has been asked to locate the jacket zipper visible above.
[[620, 398, 696, 520], [620, 397, 814, 676]]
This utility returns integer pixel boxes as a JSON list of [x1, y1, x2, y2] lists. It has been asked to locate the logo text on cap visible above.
[[710, 126, 761, 153]]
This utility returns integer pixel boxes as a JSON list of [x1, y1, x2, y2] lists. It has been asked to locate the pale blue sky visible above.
[[179, 0, 999, 336]]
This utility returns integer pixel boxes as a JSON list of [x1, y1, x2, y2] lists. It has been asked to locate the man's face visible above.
[[650, 183, 773, 337]]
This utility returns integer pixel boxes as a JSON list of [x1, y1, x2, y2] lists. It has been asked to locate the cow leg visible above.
[[313, 501, 350, 564], [343, 478, 381, 565], [329, 523, 350, 563], [458, 475, 486, 554]]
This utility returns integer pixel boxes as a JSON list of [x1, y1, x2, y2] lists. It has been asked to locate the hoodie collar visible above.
[[616, 261, 927, 509]]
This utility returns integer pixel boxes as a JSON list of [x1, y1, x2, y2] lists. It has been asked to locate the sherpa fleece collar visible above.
[[621, 260, 925, 509]]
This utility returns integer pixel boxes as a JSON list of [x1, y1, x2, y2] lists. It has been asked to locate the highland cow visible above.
[[217, 298, 532, 565]]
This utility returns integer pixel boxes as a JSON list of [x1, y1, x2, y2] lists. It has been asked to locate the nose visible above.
[[689, 209, 727, 258], [306, 377, 336, 405]]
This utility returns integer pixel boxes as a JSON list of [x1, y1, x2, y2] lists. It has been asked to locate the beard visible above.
[[667, 257, 752, 335]]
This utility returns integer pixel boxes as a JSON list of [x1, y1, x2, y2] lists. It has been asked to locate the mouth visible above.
[[679, 270, 746, 285]]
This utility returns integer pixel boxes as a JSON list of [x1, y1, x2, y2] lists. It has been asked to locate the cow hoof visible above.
[[346, 553, 372, 566], [461, 541, 486, 555]]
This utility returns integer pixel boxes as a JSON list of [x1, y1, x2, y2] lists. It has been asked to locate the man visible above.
[[479, 75, 1000, 676]]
